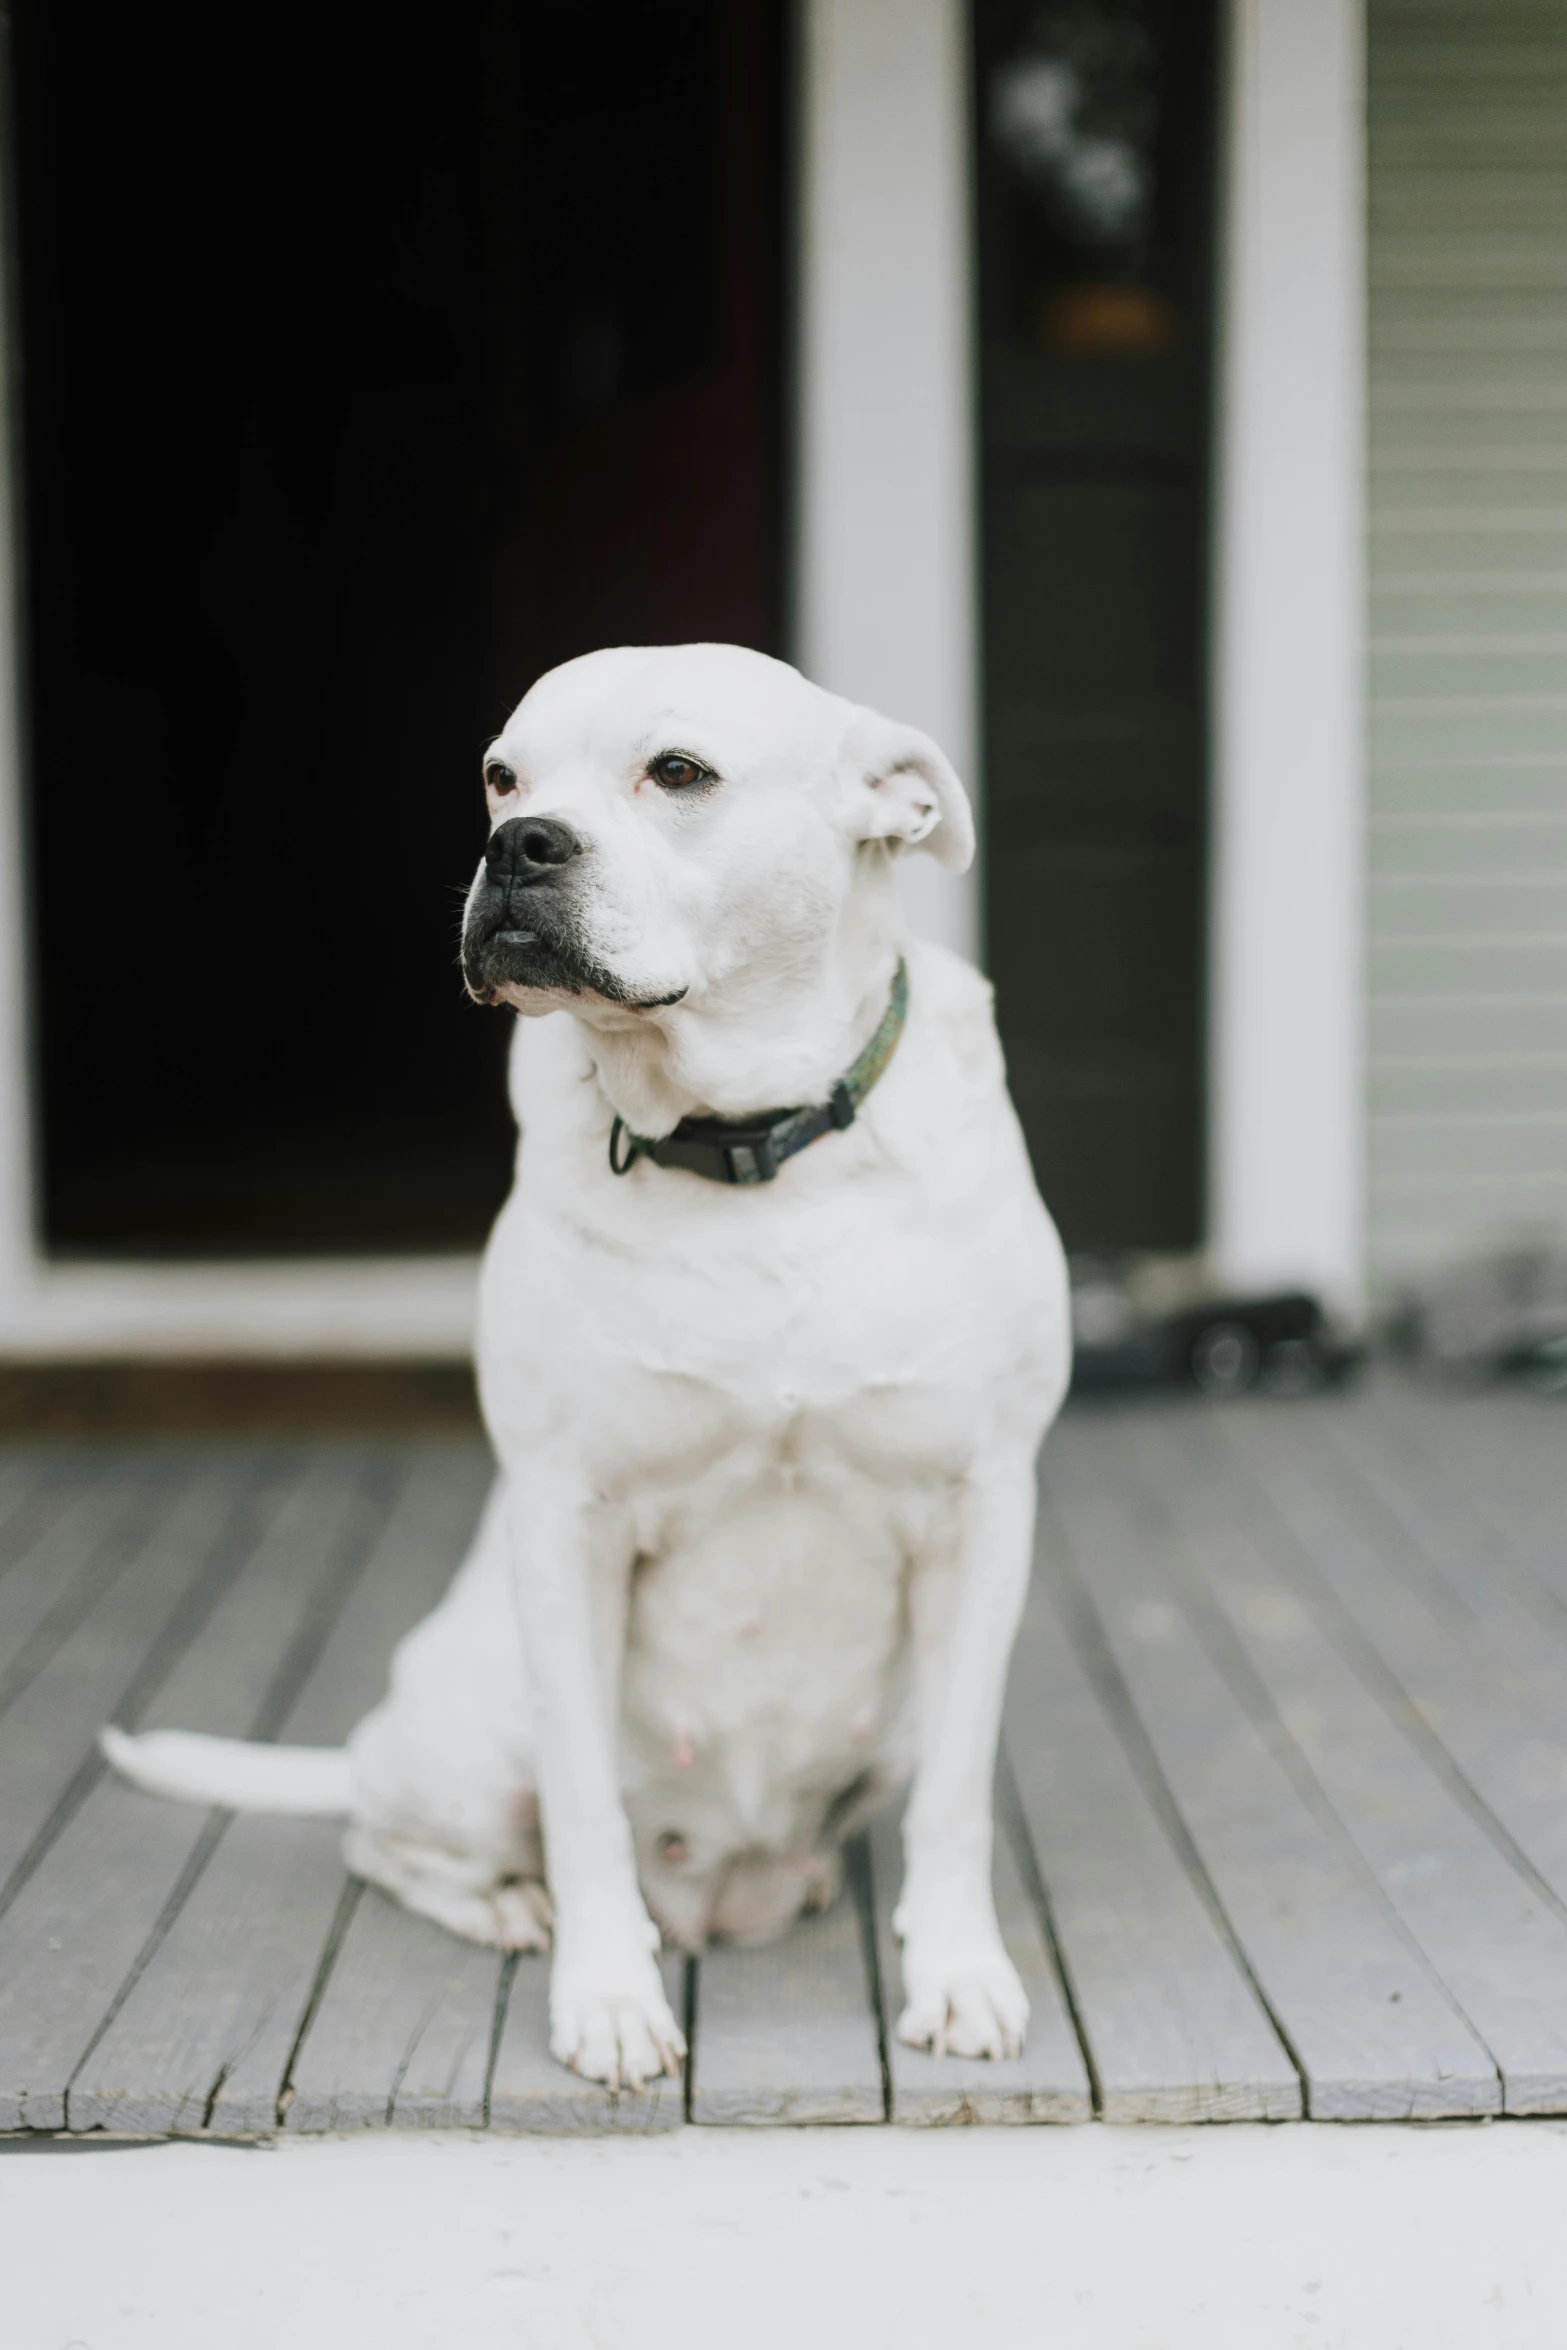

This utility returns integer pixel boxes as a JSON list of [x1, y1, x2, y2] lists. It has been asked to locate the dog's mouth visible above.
[[468, 922, 547, 987], [462, 902, 595, 1002], [461, 898, 687, 1013]]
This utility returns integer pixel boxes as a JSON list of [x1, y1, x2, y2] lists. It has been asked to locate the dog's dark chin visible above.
[[462, 923, 685, 1012], [464, 926, 595, 1001]]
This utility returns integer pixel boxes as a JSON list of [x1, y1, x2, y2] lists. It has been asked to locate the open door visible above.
[[12, 0, 784, 1257], [974, 0, 1218, 1251]]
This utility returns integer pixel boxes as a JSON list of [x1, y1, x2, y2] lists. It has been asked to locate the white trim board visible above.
[[0, 1256, 479, 1363], [1209, 0, 1367, 1309], [794, 0, 980, 963]]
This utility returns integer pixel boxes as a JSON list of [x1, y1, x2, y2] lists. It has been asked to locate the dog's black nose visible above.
[[485, 815, 582, 883]]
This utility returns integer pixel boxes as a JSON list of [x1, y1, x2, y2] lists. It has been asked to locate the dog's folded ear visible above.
[[841, 710, 976, 874]]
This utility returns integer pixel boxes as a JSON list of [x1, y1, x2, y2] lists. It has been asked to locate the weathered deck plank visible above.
[[1376, 1387, 1567, 1623], [1250, 1404, 1567, 1743], [690, 1859, 883, 2125], [0, 1456, 379, 2130], [0, 1462, 263, 1907], [1046, 1432, 1499, 2119], [285, 1885, 503, 2132], [1212, 1391, 1567, 2115], [0, 1459, 175, 1712], [1127, 1412, 1567, 2115], [867, 1805, 1091, 2125], [0, 1451, 77, 1570], [1215, 1405, 1567, 1840], [1324, 1393, 1567, 1650], [70, 1449, 492, 2135], [1004, 1564, 1300, 2122]]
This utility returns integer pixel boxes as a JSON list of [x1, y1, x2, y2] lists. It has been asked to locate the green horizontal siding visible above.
[[1368, 0, 1567, 1282], [1368, 814, 1567, 877]]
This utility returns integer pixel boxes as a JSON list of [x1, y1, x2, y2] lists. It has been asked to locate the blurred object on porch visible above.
[[1069, 1255, 1361, 1396], [0, 1362, 483, 1439], [1391, 1245, 1567, 1394]]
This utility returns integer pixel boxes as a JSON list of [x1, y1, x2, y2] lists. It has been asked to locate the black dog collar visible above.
[[608, 961, 909, 1188]]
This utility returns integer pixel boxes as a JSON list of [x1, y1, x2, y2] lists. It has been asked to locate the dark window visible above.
[[12, 0, 784, 1257], [974, 0, 1217, 1250]]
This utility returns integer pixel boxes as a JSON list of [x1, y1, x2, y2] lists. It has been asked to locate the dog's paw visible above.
[[481, 1879, 555, 1951], [896, 1938, 1029, 2062], [550, 1955, 685, 2090]]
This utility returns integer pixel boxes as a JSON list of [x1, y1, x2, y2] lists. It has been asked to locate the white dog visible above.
[[105, 644, 1070, 2090]]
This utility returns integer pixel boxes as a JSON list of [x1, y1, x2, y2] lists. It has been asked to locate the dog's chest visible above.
[[555, 1175, 1043, 1440], [618, 1400, 940, 1798]]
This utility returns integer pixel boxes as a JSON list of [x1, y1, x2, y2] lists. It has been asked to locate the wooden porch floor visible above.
[[1, 1375, 1564, 2136]]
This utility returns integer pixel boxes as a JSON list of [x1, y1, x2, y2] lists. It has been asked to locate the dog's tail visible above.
[[100, 1726, 354, 1818]]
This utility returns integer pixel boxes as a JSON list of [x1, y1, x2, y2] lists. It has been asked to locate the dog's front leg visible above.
[[895, 1444, 1038, 2061], [507, 1475, 684, 2089]]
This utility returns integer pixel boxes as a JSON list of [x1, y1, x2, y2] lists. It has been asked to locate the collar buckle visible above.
[[655, 1114, 786, 1185]]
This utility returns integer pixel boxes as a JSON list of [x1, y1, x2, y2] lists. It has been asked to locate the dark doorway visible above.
[[12, 0, 784, 1258], [973, 0, 1217, 1251]]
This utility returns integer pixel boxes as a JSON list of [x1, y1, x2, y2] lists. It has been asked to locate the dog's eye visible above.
[[648, 751, 713, 793], [484, 760, 518, 797]]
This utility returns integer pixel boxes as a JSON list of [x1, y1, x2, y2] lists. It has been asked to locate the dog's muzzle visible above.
[[462, 815, 587, 998]]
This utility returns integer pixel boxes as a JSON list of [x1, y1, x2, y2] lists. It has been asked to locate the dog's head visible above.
[[459, 644, 972, 1022]]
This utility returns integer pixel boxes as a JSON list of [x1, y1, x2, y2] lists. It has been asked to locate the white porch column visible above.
[[1210, 0, 1366, 1306], [795, 0, 979, 961]]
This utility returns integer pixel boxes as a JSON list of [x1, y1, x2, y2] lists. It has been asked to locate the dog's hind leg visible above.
[[344, 1822, 552, 1951], [343, 1475, 551, 1949]]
